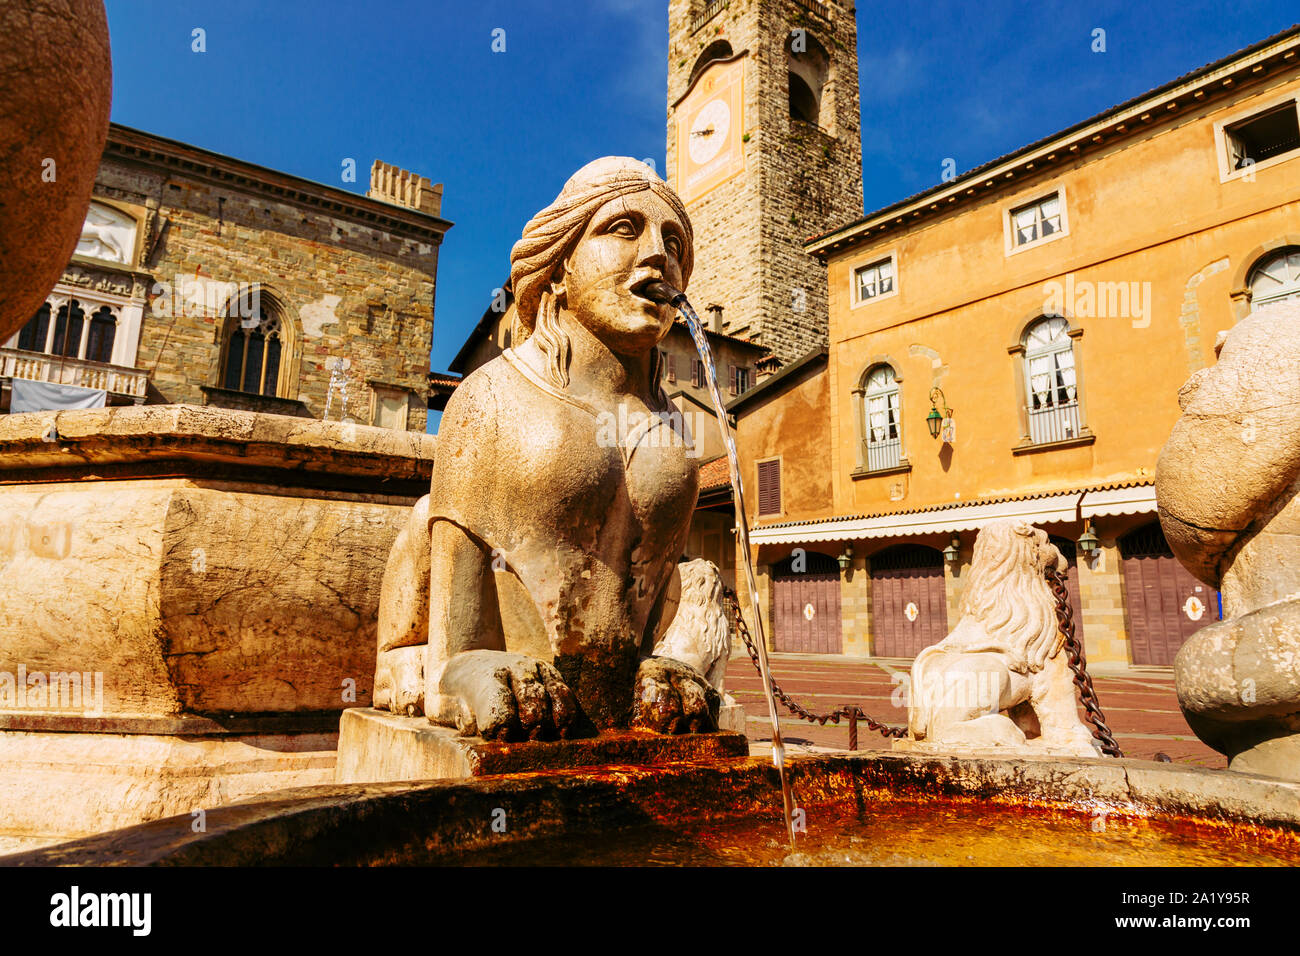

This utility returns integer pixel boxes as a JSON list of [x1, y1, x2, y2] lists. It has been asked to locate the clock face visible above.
[[676, 55, 745, 204], [688, 99, 731, 165]]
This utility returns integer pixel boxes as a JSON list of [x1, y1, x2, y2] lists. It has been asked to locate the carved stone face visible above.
[[559, 190, 689, 356]]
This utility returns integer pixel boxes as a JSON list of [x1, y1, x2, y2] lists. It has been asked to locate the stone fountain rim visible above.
[[3, 750, 1296, 866]]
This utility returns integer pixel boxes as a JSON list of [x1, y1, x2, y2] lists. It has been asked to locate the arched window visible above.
[[223, 301, 284, 396], [787, 34, 830, 127], [689, 39, 733, 87], [863, 365, 901, 471], [1023, 316, 1079, 444], [1248, 247, 1300, 309], [85, 306, 117, 364], [17, 303, 51, 353], [51, 300, 85, 359]]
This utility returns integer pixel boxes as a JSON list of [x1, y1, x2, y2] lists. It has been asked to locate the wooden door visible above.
[[771, 551, 842, 654], [870, 545, 948, 658], [1120, 522, 1217, 666]]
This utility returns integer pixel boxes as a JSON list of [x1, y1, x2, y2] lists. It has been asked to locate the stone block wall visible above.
[[91, 132, 446, 431]]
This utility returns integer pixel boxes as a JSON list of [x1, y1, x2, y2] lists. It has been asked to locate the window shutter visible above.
[[757, 459, 781, 516], [728, 366, 738, 395], [666, 353, 676, 383]]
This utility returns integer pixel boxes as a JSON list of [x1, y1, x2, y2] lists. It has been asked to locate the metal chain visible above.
[[721, 588, 907, 747], [1046, 566, 1124, 757], [724, 570, 1124, 757]]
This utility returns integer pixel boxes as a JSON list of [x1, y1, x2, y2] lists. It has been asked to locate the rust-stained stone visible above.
[[7, 752, 1300, 866], [336, 707, 747, 783]]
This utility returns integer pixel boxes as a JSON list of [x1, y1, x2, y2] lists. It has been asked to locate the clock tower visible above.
[[667, 0, 864, 363]]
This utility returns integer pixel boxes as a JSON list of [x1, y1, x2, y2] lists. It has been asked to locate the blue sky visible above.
[[104, 0, 1297, 392]]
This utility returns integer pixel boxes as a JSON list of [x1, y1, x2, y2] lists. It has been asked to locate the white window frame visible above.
[[1003, 187, 1069, 257], [862, 365, 903, 472], [1247, 247, 1300, 309], [1214, 94, 1300, 184], [850, 251, 898, 308]]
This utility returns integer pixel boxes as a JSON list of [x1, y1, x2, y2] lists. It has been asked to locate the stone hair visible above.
[[509, 158, 692, 389]]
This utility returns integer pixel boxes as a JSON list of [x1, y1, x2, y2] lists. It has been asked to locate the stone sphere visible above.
[[0, 0, 113, 343]]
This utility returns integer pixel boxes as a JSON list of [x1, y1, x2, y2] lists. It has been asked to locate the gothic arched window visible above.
[[85, 306, 117, 364], [223, 304, 283, 396], [17, 303, 51, 353], [51, 300, 85, 358]]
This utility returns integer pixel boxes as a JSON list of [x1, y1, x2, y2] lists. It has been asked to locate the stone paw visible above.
[[631, 656, 720, 734], [436, 650, 579, 742]]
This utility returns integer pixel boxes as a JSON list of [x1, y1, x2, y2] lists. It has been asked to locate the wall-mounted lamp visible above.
[[942, 534, 961, 563], [927, 387, 954, 440], [837, 543, 854, 573], [1077, 520, 1100, 556]]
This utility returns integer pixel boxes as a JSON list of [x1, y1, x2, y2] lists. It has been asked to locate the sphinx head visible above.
[[509, 157, 694, 387]]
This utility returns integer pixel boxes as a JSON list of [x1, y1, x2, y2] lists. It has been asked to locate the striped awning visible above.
[[749, 484, 1157, 545]]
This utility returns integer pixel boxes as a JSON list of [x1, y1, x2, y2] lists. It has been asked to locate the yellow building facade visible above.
[[739, 27, 1300, 666]]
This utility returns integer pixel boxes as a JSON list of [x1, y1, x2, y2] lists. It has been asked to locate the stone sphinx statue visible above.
[[1157, 299, 1300, 780], [374, 157, 718, 741], [896, 519, 1099, 757]]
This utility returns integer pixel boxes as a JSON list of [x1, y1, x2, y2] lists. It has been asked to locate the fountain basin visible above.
[[5, 752, 1298, 866]]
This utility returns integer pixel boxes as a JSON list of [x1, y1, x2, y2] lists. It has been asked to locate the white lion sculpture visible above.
[[653, 558, 732, 693], [898, 519, 1099, 757]]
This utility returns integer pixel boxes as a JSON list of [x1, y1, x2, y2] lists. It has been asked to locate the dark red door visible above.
[[771, 551, 842, 654], [870, 545, 948, 658], [1120, 522, 1217, 666]]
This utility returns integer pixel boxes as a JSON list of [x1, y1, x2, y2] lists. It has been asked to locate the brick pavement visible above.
[[724, 653, 1224, 767]]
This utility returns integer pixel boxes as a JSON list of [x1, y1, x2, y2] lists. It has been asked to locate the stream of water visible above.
[[649, 282, 798, 848]]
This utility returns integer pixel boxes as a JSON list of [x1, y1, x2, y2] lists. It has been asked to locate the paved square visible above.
[[725, 654, 1222, 766]]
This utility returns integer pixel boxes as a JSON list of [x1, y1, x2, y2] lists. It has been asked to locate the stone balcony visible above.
[[0, 346, 148, 402]]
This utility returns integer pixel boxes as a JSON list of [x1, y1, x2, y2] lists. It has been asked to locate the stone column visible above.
[[840, 550, 870, 657], [1076, 534, 1130, 665]]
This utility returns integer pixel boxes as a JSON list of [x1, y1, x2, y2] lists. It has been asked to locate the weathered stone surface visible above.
[[0, 0, 112, 343], [900, 520, 1099, 757], [369, 158, 716, 741], [0, 406, 434, 717], [336, 707, 748, 784], [0, 403, 436, 480], [0, 728, 336, 853], [1158, 300, 1300, 780]]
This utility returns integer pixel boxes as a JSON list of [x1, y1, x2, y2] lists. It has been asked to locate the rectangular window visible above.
[[734, 366, 750, 394], [1004, 189, 1068, 255], [691, 358, 705, 388], [757, 458, 781, 516], [1222, 101, 1300, 173], [1011, 195, 1061, 246], [853, 256, 895, 305], [666, 352, 677, 383]]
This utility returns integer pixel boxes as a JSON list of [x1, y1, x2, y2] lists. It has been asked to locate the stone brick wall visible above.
[[91, 131, 446, 431], [667, 0, 863, 364]]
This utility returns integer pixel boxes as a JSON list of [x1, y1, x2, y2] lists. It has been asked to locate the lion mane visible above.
[[948, 520, 1064, 674], [653, 558, 732, 691]]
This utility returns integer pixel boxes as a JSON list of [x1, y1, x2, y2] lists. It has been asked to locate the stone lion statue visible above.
[[372, 157, 719, 741], [652, 558, 732, 693], [899, 519, 1098, 757]]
